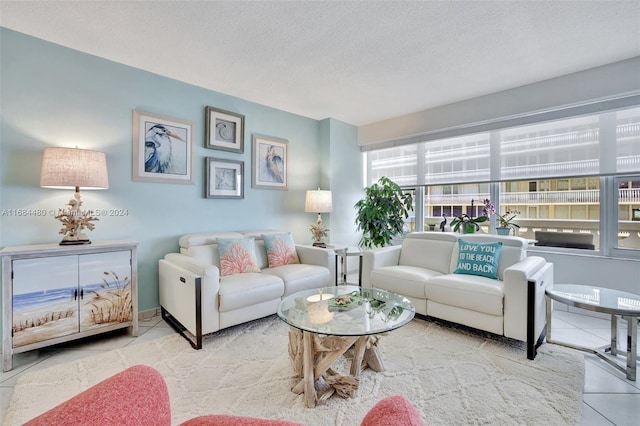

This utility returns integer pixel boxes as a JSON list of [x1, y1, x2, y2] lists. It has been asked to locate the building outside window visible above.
[[364, 105, 640, 255]]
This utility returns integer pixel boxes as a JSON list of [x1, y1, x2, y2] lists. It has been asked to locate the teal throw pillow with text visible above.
[[454, 239, 503, 279]]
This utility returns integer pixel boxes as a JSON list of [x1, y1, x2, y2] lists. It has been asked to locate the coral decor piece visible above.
[[55, 194, 99, 245]]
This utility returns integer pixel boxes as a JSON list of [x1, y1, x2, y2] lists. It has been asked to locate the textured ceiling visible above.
[[1, 1, 639, 126]]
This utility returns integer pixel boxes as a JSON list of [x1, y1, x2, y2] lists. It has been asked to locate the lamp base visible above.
[[59, 239, 92, 246]]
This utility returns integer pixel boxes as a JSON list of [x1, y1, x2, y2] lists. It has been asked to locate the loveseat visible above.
[[24, 365, 423, 425], [159, 230, 333, 348], [361, 232, 553, 359]]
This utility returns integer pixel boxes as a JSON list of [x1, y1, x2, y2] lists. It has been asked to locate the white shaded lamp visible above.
[[304, 188, 332, 247], [40, 147, 109, 245]]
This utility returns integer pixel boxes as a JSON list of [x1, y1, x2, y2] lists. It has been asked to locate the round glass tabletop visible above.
[[277, 285, 415, 336], [546, 284, 640, 316]]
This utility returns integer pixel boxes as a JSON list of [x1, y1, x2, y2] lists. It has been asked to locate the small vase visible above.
[[496, 227, 510, 236], [462, 223, 476, 234]]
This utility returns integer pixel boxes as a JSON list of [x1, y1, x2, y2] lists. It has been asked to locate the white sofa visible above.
[[362, 232, 553, 359], [158, 230, 333, 348]]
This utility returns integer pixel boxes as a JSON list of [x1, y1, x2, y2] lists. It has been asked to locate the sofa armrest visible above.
[[159, 253, 221, 341], [361, 246, 402, 288], [24, 365, 171, 426], [503, 256, 553, 355], [295, 244, 333, 267], [295, 244, 335, 284]]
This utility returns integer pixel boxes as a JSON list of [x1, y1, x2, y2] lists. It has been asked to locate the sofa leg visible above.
[[527, 279, 537, 360], [160, 276, 203, 350]]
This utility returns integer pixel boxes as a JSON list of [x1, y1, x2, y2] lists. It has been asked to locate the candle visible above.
[[306, 293, 332, 303], [307, 293, 334, 324]]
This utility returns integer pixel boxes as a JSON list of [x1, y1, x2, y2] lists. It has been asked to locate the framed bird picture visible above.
[[132, 110, 195, 184], [252, 134, 288, 190], [205, 157, 244, 199], [205, 106, 244, 153]]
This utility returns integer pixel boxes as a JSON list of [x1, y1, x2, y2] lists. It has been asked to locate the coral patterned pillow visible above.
[[263, 233, 300, 268], [217, 238, 261, 276]]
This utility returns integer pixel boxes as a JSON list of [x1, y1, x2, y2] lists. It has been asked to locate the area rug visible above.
[[4, 315, 584, 425]]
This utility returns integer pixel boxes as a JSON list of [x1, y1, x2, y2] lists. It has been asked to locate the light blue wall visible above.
[[0, 29, 361, 316]]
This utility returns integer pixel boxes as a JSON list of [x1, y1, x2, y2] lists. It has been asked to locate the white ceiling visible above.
[[1, 1, 639, 126]]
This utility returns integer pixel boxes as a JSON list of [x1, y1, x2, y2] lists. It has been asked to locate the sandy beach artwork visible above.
[[12, 251, 133, 348]]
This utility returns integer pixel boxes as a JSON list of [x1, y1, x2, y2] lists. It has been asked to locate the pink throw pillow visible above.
[[263, 233, 300, 268], [217, 238, 261, 276]]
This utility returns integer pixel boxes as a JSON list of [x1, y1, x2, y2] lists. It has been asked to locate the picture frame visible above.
[[205, 106, 244, 153], [252, 134, 288, 190], [205, 157, 244, 199], [132, 110, 194, 184]]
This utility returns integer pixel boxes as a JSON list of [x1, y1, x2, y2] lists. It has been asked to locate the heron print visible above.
[[260, 144, 285, 183], [144, 122, 188, 175]]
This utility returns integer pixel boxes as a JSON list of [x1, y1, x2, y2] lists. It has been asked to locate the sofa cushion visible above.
[[263, 264, 329, 296], [218, 273, 284, 312], [371, 265, 443, 299], [454, 239, 503, 279], [398, 232, 457, 274], [263, 232, 300, 268], [218, 238, 261, 276], [425, 273, 504, 316]]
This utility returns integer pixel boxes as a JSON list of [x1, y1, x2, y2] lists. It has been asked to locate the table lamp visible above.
[[304, 188, 332, 247], [40, 147, 109, 245]]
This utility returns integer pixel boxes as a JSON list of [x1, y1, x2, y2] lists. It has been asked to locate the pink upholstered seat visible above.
[[24, 365, 171, 426], [360, 395, 423, 426], [23, 366, 423, 425]]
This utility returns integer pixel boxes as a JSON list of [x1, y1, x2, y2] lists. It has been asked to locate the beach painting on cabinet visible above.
[[12, 251, 132, 348]]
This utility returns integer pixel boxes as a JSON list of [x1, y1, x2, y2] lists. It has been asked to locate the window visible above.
[[364, 105, 640, 256]]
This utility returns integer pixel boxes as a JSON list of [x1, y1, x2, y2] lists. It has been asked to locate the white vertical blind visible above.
[[366, 105, 640, 187]]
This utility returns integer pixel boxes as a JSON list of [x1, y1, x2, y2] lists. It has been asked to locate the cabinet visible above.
[[1, 241, 138, 371]]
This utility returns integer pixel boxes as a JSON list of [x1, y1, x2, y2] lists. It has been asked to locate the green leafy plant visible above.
[[354, 176, 413, 248]]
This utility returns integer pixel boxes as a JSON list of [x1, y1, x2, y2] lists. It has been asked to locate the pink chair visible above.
[[23, 365, 423, 426], [24, 365, 171, 426]]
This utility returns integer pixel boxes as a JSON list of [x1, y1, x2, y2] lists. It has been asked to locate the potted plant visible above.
[[496, 210, 520, 235], [354, 176, 413, 248], [450, 199, 494, 234]]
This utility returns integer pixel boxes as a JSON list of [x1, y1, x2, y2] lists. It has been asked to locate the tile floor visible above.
[[1, 309, 639, 425]]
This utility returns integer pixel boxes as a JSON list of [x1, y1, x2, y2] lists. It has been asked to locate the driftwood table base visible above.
[[288, 327, 385, 408]]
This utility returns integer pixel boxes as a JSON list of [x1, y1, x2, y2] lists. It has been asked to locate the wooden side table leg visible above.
[[350, 336, 368, 377], [364, 336, 386, 372], [302, 331, 317, 407]]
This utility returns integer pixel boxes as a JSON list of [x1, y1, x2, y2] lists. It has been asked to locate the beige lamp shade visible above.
[[304, 189, 332, 213], [40, 147, 109, 189]]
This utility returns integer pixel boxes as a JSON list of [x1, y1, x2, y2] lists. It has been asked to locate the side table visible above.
[[545, 284, 640, 381], [333, 246, 364, 286]]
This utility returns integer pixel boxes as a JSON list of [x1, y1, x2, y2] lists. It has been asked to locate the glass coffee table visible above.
[[277, 285, 415, 407], [545, 284, 640, 381]]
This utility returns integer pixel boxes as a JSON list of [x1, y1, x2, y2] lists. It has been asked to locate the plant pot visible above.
[[496, 227, 511, 236], [462, 223, 476, 234]]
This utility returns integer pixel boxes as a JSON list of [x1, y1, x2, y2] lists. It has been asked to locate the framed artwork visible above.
[[252, 134, 288, 190], [205, 157, 244, 199], [132, 110, 194, 184], [205, 106, 244, 153]]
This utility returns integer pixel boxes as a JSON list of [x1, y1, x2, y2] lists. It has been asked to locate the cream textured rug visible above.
[[4, 316, 584, 425]]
